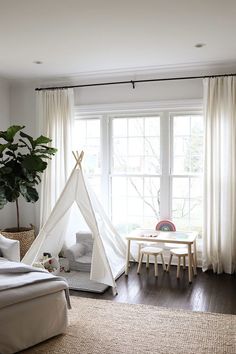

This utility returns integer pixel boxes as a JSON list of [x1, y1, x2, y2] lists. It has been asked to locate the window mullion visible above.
[[160, 111, 171, 219]]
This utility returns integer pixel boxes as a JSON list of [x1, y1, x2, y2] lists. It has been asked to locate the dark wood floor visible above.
[[70, 263, 236, 315]]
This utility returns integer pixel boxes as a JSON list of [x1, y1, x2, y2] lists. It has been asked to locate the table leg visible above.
[[188, 243, 192, 283], [193, 240, 198, 270], [125, 240, 131, 275]]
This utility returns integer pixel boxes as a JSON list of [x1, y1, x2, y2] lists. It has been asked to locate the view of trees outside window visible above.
[[171, 115, 204, 234], [111, 116, 160, 234], [74, 111, 203, 236]]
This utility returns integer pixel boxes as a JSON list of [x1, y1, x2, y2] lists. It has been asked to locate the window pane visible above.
[[172, 177, 203, 234], [111, 116, 160, 234], [128, 137, 144, 156], [74, 119, 101, 197], [172, 198, 190, 219], [74, 119, 101, 174], [173, 115, 203, 175], [112, 118, 127, 137], [111, 176, 160, 235], [190, 178, 203, 199], [172, 114, 203, 235], [174, 116, 191, 136], [128, 118, 144, 137], [145, 117, 160, 136], [172, 178, 189, 198], [113, 137, 127, 156], [112, 116, 160, 174], [191, 115, 204, 135]]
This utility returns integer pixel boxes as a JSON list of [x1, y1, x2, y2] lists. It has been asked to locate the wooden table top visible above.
[[126, 229, 198, 244]]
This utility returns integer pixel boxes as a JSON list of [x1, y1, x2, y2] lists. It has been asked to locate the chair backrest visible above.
[[155, 220, 176, 232], [76, 231, 93, 252]]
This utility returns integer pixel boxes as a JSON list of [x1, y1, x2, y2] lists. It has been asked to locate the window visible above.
[[171, 115, 203, 234], [111, 116, 160, 233], [74, 108, 203, 235]]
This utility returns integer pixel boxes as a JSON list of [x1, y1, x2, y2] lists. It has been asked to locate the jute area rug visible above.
[[23, 296, 235, 354]]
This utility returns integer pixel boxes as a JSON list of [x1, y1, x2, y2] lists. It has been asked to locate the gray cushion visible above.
[[64, 243, 86, 260]]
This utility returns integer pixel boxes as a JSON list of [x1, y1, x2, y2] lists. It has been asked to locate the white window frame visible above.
[[74, 99, 203, 228], [109, 113, 162, 227], [170, 112, 204, 231]]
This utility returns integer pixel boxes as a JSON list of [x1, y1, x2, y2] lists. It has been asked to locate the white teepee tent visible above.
[[22, 152, 127, 293]]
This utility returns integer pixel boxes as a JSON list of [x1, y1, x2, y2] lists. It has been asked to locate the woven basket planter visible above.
[[1, 226, 35, 259]]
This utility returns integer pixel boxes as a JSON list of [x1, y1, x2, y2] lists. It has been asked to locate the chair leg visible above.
[[183, 256, 186, 269], [137, 253, 143, 274], [167, 254, 173, 272], [154, 255, 158, 277], [138, 244, 142, 263], [161, 253, 166, 271], [146, 254, 150, 269], [177, 256, 180, 278], [192, 254, 197, 275]]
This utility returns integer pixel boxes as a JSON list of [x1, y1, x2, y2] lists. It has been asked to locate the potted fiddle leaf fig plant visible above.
[[0, 125, 57, 258]]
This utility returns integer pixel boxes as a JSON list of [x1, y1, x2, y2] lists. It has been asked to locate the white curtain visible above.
[[202, 76, 236, 274], [37, 89, 74, 227]]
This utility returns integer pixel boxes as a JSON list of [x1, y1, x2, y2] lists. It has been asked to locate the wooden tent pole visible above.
[[72, 150, 84, 168]]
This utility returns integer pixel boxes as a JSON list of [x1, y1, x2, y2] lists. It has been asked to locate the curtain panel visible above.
[[203, 76, 236, 274], [37, 88, 74, 227]]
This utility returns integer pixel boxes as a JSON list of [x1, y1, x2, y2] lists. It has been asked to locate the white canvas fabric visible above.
[[202, 76, 236, 274], [0, 235, 20, 262], [37, 88, 74, 228], [22, 165, 127, 291]]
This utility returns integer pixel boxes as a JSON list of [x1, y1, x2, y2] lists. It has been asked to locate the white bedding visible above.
[[0, 257, 70, 353], [0, 257, 71, 308]]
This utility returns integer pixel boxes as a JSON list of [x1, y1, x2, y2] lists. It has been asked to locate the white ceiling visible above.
[[0, 0, 236, 79]]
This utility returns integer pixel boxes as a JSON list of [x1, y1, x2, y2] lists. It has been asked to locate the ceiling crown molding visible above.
[[10, 60, 236, 87]]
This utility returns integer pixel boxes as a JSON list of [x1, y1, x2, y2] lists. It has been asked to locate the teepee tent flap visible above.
[[22, 159, 127, 290]]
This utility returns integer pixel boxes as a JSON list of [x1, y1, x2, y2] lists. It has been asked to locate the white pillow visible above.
[[0, 234, 20, 262]]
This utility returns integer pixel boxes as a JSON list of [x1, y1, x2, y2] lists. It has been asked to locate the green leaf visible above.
[[0, 167, 12, 175], [36, 154, 53, 160], [35, 175, 41, 183], [35, 147, 57, 155], [19, 184, 27, 194], [0, 126, 24, 142], [19, 131, 35, 148], [0, 143, 11, 155], [34, 135, 52, 145], [5, 186, 19, 202], [21, 186, 39, 203], [5, 151, 15, 157], [0, 125, 57, 214], [22, 155, 47, 172], [18, 139, 31, 149], [24, 172, 34, 182], [8, 143, 18, 151]]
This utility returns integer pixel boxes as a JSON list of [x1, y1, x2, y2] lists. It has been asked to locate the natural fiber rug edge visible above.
[[22, 296, 236, 354]]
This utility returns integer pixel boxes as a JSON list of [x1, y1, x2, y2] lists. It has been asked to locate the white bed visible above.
[[0, 236, 70, 354]]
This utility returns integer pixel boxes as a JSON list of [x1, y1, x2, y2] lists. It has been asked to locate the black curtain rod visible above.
[[35, 73, 236, 91]]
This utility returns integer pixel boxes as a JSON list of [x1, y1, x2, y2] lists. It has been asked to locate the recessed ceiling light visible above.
[[194, 43, 206, 48], [33, 60, 43, 64]]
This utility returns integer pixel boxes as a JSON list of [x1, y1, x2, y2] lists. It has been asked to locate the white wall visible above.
[[0, 77, 16, 229], [0, 78, 10, 128], [9, 83, 38, 229], [74, 78, 203, 105]]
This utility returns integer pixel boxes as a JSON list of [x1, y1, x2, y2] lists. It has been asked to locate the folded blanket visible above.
[[0, 257, 71, 308]]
